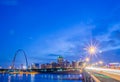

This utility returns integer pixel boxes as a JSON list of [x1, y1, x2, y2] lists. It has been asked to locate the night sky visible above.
[[0, 0, 120, 67]]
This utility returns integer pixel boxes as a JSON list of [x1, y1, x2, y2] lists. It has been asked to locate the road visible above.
[[85, 67, 120, 82]]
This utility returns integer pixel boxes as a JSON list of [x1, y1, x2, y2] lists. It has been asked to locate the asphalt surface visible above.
[[92, 72, 120, 82]]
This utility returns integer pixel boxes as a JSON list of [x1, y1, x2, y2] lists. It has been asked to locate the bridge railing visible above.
[[82, 70, 100, 82]]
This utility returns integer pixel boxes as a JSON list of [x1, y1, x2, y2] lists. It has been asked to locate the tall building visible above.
[[41, 64, 46, 69], [31, 63, 40, 69], [72, 61, 77, 68], [45, 63, 52, 69], [57, 56, 64, 68], [51, 62, 58, 68], [64, 60, 70, 68], [57, 56, 64, 64], [77, 61, 84, 68]]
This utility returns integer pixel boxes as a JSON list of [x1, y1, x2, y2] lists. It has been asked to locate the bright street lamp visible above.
[[88, 46, 96, 55], [85, 58, 90, 62], [84, 40, 99, 65], [99, 61, 103, 64]]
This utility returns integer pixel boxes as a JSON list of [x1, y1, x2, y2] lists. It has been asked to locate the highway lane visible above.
[[86, 67, 120, 75], [85, 67, 120, 82], [92, 72, 119, 82]]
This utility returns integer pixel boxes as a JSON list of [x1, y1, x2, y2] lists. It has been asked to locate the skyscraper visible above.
[[57, 56, 63, 64], [57, 56, 64, 68]]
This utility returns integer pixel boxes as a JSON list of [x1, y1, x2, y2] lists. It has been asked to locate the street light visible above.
[[85, 58, 90, 62], [84, 40, 99, 66], [95, 63, 98, 65], [88, 46, 96, 55], [99, 61, 103, 65]]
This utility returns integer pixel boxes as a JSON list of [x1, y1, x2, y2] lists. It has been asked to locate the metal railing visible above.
[[82, 70, 100, 82]]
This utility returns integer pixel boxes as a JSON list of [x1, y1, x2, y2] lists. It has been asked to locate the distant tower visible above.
[[57, 56, 64, 68], [57, 56, 64, 64]]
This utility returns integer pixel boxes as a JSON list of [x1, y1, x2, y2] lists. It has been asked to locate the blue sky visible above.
[[0, 0, 120, 67]]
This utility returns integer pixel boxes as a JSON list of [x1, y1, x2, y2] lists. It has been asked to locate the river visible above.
[[0, 73, 82, 82]]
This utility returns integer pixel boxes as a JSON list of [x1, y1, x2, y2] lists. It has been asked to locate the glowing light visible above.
[[85, 67, 120, 76], [88, 46, 96, 55], [84, 39, 99, 56], [95, 63, 98, 65], [99, 61, 103, 64], [99, 50, 102, 53], [84, 39, 100, 65], [9, 66, 12, 69], [85, 58, 90, 62], [23, 66, 27, 69], [83, 63, 87, 66]]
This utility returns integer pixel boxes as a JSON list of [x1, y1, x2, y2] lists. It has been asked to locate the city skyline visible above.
[[0, 0, 120, 67]]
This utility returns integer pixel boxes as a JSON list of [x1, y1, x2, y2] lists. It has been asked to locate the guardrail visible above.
[[82, 70, 100, 82]]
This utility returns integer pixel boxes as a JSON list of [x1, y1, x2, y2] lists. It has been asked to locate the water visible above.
[[0, 73, 82, 82]]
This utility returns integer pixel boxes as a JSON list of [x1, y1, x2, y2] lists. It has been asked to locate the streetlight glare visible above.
[[84, 40, 99, 56], [88, 46, 96, 55], [85, 58, 90, 62], [99, 61, 103, 64]]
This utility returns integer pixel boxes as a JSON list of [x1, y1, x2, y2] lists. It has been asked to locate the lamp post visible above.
[[99, 61, 103, 64], [99, 61, 103, 67], [87, 46, 97, 66], [85, 58, 90, 62], [84, 40, 99, 67], [88, 46, 96, 55]]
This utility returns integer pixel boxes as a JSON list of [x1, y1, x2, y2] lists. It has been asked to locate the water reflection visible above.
[[18, 74, 23, 80], [31, 74, 35, 82], [8, 76, 11, 82], [0, 73, 82, 82]]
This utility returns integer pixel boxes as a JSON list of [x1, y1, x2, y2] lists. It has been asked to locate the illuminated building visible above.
[[72, 61, 77, 68], [51, 62, 58, 68], [41, 64, 46, 69], [57, 56, 64, 68], [64, 60, 70, 68], [109, 63, 120, 68], [45, 63, 52, 69], [57, 56, 64, 64], [31, 63, 39, 69]]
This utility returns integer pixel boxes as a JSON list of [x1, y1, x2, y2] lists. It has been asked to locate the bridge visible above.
[[81, 59, 120, 82], [84, 66, 120, 82]]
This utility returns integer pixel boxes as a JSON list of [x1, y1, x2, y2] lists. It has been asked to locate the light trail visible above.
[[85, 67, 120, 76]]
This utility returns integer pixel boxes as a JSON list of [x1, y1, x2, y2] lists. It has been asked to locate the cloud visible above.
[[28, 22, 120, 63], [93, 23, 120, 46], [46, 54, 60, 57], [109, 30, 120, 40], [101, 49, 120, 62], [27, 23, 94, 61]]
